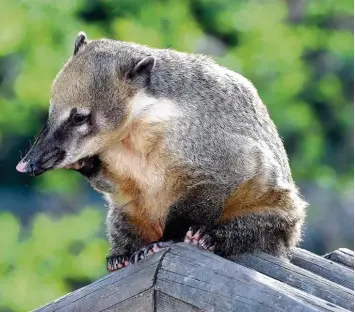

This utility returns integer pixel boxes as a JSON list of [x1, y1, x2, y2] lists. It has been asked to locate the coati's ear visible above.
[[128, 56, 155, 79], [73, 31, 87, 55]]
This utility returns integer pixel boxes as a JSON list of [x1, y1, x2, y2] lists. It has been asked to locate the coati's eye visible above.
[[72, 113, 90, 125]]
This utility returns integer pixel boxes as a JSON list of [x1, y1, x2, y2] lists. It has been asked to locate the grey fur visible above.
[[72, 37, 307, 262], [19, 33, 308, 266]]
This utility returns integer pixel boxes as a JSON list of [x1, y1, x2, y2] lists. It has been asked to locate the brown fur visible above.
[[221, 178, 295, 221], [105, 172, 165, 243]]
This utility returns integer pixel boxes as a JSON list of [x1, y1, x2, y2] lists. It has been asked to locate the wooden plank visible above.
[[290, 248, 354, 290], [324, 249, 354, 270], [162, 243, 347, 312], [33, 250, 165, 312], [46, 265, 156, 312], [103, 289, 154, 312], [338, 249, 354, 257], [233, 251, 353, 311], [157, 278, 252, 312], [155, 291, 204, 312], [32, 244, 354, 312]]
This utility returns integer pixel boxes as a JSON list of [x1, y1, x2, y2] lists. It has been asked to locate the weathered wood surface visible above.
[[34, 243, 354, 312], [324, 248, 354, 269], [234, 251, 353, 310], [290, 248, 354, 290]]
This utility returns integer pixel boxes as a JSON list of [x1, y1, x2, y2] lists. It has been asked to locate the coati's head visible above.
[[16, 31, 156, 175]]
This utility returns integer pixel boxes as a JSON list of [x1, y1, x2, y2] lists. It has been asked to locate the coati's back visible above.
[[79, 39, 293, 186]]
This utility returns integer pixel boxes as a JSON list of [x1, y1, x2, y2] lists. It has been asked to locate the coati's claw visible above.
[[129, 241, 173, 265], [106, 254, 129, 272], [184, 226, 216, 252]]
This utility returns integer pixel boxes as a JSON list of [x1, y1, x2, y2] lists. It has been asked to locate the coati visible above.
[[16, 31, 307, 272]]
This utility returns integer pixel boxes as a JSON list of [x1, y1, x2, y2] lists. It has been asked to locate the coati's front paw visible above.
[[184, 226, 216, 252], [129, 241, 173, 265], [67, 156, 117, 193], [65, 155, 101, 177], [106, 254, 130, 272]]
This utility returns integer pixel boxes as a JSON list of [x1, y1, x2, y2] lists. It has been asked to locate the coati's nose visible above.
[[16, 160, 44, 176], [16, 160, 28, 173]]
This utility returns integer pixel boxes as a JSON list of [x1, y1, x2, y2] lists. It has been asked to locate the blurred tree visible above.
[[0, 208, 107, 311]]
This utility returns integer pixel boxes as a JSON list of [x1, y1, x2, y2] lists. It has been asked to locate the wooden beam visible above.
[[324, 249, 354, 270], [290, 248, 353, 289], [234, 251, 353, 310], [33, 243, 353, 312]]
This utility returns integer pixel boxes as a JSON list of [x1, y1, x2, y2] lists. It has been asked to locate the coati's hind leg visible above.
[[130, 207, 303, 264], [211, 209, 304, 259], [184, 226, 216, 251]]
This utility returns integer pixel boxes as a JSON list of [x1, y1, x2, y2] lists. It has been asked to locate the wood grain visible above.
[[33, 243, 353, 312]]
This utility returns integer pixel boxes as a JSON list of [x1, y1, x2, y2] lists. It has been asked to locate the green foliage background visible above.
[[0, 1, 353, 311]]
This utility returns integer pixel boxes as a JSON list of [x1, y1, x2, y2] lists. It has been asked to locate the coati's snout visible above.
[[16, 108, 99, 176], [16, 122, 65, 176]]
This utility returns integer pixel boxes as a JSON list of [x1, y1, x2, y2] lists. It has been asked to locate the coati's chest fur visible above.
[[100, 121, 175, 242]]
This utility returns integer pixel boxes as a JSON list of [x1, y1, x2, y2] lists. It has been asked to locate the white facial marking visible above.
[[54, 110, 71, 126], [129, 91, 181, 123], [77, 123, 89, 134], [76, 107, 91, 116]]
